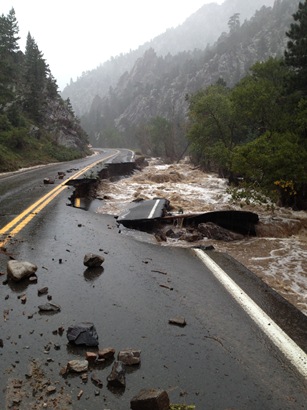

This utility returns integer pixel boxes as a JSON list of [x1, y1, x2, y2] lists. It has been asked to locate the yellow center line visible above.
[[0, 151, 118, 247]]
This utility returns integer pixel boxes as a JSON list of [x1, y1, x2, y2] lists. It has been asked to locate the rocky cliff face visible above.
[[43, 96, 88, 151]]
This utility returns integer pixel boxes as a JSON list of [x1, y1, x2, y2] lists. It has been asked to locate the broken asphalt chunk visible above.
[[67, 322, 99, 347], [130, 388, 170, 410]]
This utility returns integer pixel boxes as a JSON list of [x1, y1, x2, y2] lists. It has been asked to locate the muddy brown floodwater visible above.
[[96, 158, 307, 316]]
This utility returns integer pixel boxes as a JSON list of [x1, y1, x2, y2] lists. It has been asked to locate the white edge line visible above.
[[148, 199, 160, 219], [193, 248, 307, 379]]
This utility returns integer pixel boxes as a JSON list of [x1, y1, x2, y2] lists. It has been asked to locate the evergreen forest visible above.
[[0, 8, 89, 172]]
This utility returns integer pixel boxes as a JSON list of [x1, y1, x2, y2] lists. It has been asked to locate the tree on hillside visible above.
[[0, 8, 20, 109], [1, 8, 20, 54], [147, 116, 174, 159], [231, 131, 307, 208], [23, 32, 48, 122], [231, 58, 291, 136], [285, 0, 307, 94], [187, 83, 242, 173], [228, 13, 241, 33]]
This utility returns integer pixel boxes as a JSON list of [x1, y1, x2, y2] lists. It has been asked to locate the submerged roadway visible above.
[[0, 149, 307, 409]]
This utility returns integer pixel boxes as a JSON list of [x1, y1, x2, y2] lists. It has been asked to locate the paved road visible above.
[[117, 198, 169, 225], [0, 151, 307, 409], [0, 149, 119, 229]]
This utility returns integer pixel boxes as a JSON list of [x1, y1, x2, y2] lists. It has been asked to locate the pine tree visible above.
[[284, 0, 307, 94], [3, 8, 20, 54], [23, 32, 48, 122], [0, 8, 20, 110]]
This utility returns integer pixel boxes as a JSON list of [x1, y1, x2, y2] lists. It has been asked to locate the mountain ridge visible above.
[[62, 0, 275, 116], [78, 0, 299, 153]]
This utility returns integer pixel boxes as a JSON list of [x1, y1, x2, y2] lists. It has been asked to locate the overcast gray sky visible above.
[[1, 0, 224, 90]]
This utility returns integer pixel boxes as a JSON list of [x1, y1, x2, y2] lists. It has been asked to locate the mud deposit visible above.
[[96, 159, 307, 316]]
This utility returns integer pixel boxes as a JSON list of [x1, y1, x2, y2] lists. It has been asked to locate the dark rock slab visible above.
[[67, 322, 99, 347]]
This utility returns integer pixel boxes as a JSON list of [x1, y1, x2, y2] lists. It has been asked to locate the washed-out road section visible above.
[[0, 149, 306, 409]]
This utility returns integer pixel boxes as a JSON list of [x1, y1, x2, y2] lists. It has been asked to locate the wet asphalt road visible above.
[[1, 152, 307, 409]]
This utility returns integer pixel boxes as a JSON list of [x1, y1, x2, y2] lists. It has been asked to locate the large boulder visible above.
[[7, 260, 37, 282]]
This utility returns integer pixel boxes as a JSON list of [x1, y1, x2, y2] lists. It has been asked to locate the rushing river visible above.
[[96, 159, 307, 316]]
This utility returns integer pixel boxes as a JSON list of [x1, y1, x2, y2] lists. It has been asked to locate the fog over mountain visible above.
[[61, 0, 298, 153], [62, 0, 275, 116], [148, 0, 275, 56]]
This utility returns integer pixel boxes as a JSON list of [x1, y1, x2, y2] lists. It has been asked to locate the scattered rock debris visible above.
[[5, 360, 72, 409], [159, 283, 174, 291], [20, 294, 27, 304], [43, 177, 55, 184], [169, 317, 187, 327], [38, 302, 61, 313], [38, 287, 49, 296]]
